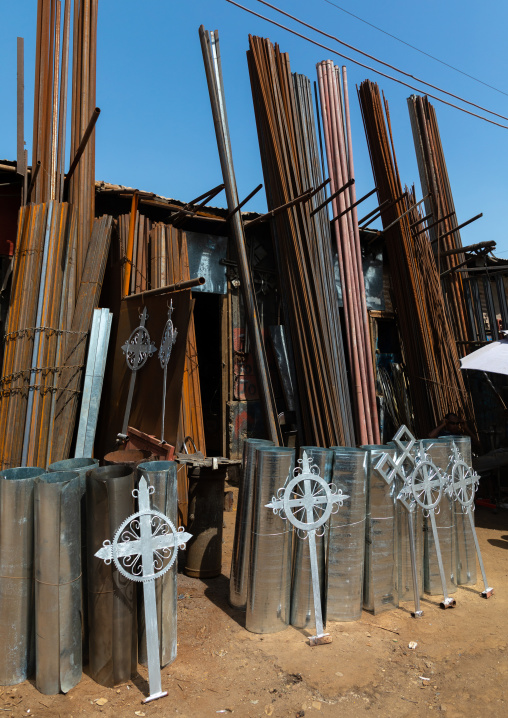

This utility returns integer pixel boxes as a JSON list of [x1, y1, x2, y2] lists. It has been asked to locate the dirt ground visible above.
[[1, 503, 506, 718]]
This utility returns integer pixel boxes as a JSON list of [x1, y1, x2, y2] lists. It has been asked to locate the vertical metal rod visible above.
[[308, 530, 325, 636], [407, 509, 422, 616], [123, 191, 139, 298], [17, 37, 26, 204], [199, 25, 280, 445], [429, 509, 450, 602], [467, 509, 491, 593]]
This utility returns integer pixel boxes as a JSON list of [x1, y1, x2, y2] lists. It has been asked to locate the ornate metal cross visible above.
[[121, 307, 157, 435], [95, 476, 191, 702], [158, 301, 177, 443], [266, 451, 349, 645], [445, 443, 493, 598]]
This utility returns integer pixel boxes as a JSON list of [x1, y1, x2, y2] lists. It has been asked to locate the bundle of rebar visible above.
[[407, 95, 472, 351], [317, 61, 379, 445], [358, 80, 473, 437], [248, 36, 354, 447]]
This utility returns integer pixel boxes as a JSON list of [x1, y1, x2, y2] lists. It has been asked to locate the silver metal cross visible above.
[[121, 307, 157, 435], [266, 451, 348, 645], [95, 477, 191, 702]]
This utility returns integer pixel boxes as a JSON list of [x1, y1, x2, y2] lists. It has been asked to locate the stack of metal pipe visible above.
[[247, 36, 354, 447], [317, 61, 379, 445], [358, 80, 474, 439]]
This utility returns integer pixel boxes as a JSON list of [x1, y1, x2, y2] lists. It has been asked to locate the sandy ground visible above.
[[1, 504, 506, 718]]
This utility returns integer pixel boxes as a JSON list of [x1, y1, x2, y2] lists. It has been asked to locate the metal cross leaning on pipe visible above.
[[265, 451, 349, 646], [94, 476, 192, 702], [445, 443, 493, 598], [375, 426, 454, 612]]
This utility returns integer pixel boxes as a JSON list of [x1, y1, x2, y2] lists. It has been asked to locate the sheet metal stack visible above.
[[317, 61, 379, 445], [362, 445, 398, 614], [407, 95, 472, 351], [247, 36, 354, 447], [358, 80, 474, 439]]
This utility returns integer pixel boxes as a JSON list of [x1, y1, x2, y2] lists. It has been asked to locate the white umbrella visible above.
[[460, 332, 508, 376]]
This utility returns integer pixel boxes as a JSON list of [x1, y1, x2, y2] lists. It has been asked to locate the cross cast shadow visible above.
[[487, 537, 508, 550], [202, 573, 247, 629]]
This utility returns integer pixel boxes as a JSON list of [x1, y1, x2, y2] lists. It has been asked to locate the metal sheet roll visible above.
[[246, 446, 294, 634], [448, 436, 477, 586], [326, 448, 367, 622], [137, 461, 178, 669], [48, 457, 99, 658], [230, 439, 274, 610], [35, 471, 82, 694], [362, 445, 398, 615], [421, 439, 457, 596], [86, 465, 137, 687], [0, 467, 43, 686], [290, 447, 333, 629]]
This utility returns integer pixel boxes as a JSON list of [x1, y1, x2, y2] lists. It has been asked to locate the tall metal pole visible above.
[[199, 26, 281, 445]]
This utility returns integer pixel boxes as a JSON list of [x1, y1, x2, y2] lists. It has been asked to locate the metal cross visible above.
[[95, 477, 192, 702], [121, 307, 157, 435], [158, 301, 177, 443], [445, 443, 493, 598], [266, 451, 349, 645]]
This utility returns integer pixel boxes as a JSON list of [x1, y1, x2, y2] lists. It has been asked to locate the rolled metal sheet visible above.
[[0, 467, 43, 686], [290, 447, 333, 629], [326, 447, 367, 622], [246, 446, 294, 634], [230, 439, 274, 609], [362, 445, 398, 615], [86, 465, 137, 687], [137, 461, 178, 669], [34, 471, 81, 694], [448, 436, 477, 586], [421, 439, 457, 596], [48, 457, 99, 657]]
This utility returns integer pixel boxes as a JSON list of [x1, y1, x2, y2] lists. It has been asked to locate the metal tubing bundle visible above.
[[317, 62, 379, 445], [119, 212, 151, 295], [0, 467, 44, 686], [326, 447, 367, 622], [229, 438, 274, 610], [362, 445, 398, 614], [421, 439, 457, 596], [290, 447, 333, 629], [86, 465, 137, 687], [34, 471, 81, 694], [246, 446, 294, 634], [448, 436, 477, 586], [407, 95, 471, 350], [137, 461, 178, 669], [358, 81, 473, 438], [247, 36, 354, 447]]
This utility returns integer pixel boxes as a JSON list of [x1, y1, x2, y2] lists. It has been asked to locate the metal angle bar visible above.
[[309, 177, 353, 216], [330, 186, 377, 223], [431, 213, 483, 244], [75, 308, 102, 458], [245, 187, 315, 228], [123, 276, 205, 301], [64, 106, 101, 187], [83, 310, 112, 457], [26, 161, 41, 203], [413, 210, 455, 237], [226, 183, 263, 219], [440, 240, 495, 258]]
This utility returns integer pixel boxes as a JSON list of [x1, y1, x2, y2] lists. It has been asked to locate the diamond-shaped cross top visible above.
[[374, 424, 416, 485]]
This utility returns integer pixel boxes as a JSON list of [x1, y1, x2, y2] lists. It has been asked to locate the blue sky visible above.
[[1, 1, 507, 255]]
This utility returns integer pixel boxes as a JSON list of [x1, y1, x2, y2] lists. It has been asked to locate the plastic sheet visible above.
[[230, 439, 274, 609], [137, 461, 178, 669], [448, 436, 477, 585], [86, 465, 137, 687], [290, 447, 333, 629], [0, 467, 43, 685], [246, 446, 294, 634], [326, 448, 367, 622], [362, 445, 398, 614], [421, 439, 457, 596], [34, 471, 81, 694]]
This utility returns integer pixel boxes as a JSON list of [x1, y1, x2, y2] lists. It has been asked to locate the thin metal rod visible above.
[[358, 198, 390, 225], [123, 276, 205, 301], [65, 106, 100, 185], [429, 509, 451, 602], [440, 240, 495, 257], [309, 177, 354, 216], [170, 182, 225, 225], [330, 186, 377, 222], [432, 213, 483, 244], [413, 210, 455, 237], [123, 192, 139, 298], [407, 509, 422, 616], [245, 187, 315, 228], [17, 37, 26, 204], [378, 194, 430, 235], [467, 509, 492, 593], [409, 212, 432, 229], [226, 183, 263, 219]]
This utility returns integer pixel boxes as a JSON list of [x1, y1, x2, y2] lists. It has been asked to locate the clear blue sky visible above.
[[1, 1, 507, 255]]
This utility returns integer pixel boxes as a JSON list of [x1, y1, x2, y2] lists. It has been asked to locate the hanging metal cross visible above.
[[266, 451, 349, 645], [121, 307, 157, 435], [95, 476, 192, 702], [158, 301, 177, 443], [445, 443, 493, 598]]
